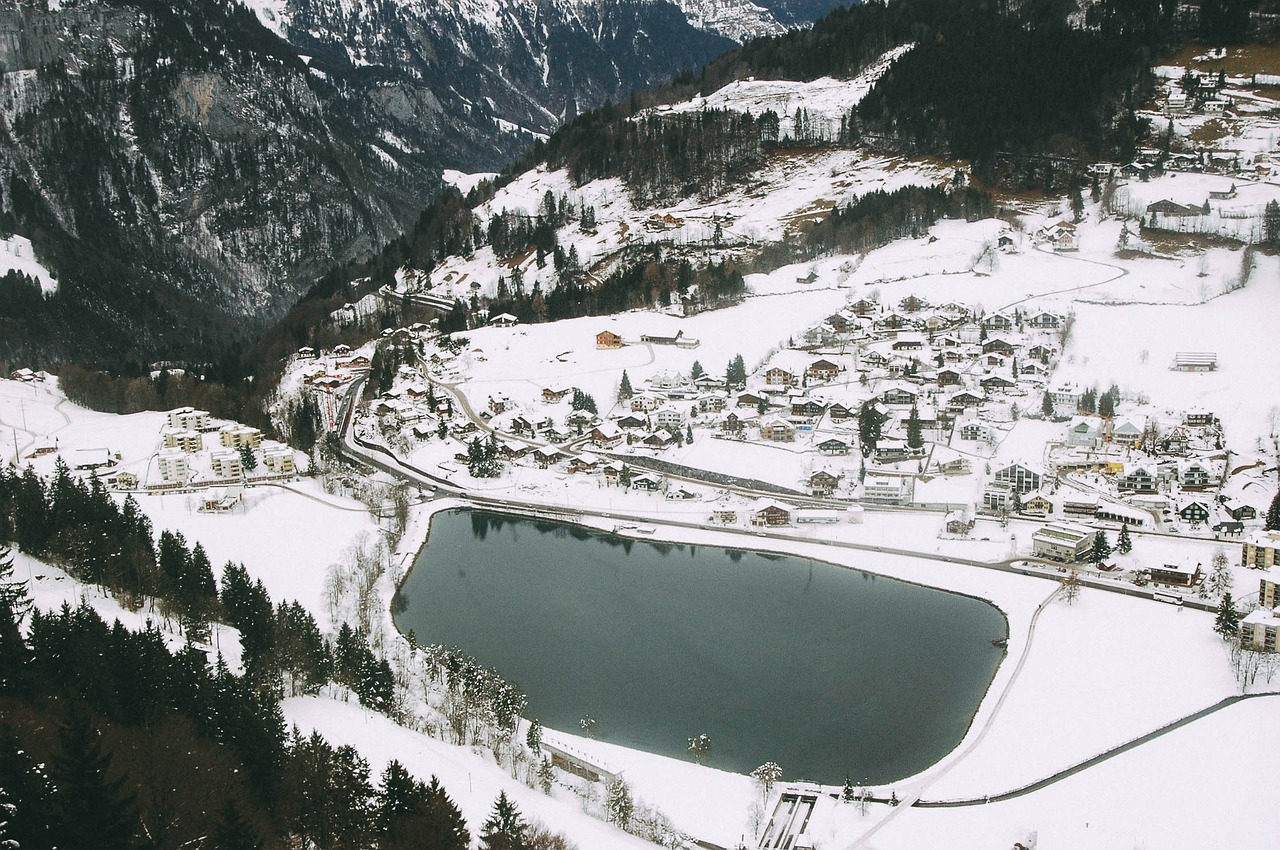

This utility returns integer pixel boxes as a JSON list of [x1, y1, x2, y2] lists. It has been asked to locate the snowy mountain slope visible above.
[[0, 0, 431, 365], [235, 0, 785, 160], [397, 44, 944, 307]]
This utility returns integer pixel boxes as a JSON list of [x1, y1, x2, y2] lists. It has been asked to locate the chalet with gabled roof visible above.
[[760, 418, 796, 442], [1028, 344, 1055, 361], [809, 470, 841, 497], [948, 390, 985, 409], [1178, 501, 1211, 523], [807, 359, 840, 382], [982, 338, 1016, 356], [631, 474, 663, 491], [750, 500, 793, 527], [764, 367, 797, 387], [1027, 311, 1062, 329], [590, 423, 623, 448], [982, 313, 1014, 332], [980, 374, 1016, 393], [880, 383, 919, 406], [827, 402, 854, 422], [791, 398, 827, 419], [616, 414, 647, 430], [643, 430, 675, 448]]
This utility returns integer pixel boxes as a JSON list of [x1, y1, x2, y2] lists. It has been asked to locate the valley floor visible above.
[[6, 378, 1280, 849]]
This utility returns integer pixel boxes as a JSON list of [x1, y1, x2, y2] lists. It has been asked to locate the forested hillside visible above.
[[0, 462, 544, 850], [283, 0, 1182, 345]]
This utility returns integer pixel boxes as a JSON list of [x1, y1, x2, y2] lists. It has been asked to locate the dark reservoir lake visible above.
[[394, 509, 1007, 784]]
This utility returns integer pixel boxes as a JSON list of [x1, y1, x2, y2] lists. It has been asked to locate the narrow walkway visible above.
[[845, 586, 1062, 849], [915, 691, 1280, 807], [996, 243, 1129, 314]]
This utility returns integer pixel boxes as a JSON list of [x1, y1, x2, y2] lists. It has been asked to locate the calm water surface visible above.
[[394, 509, 1006, 783]]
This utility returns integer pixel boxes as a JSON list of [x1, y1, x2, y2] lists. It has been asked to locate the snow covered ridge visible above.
[[668, 0, 786, 42], [648, 42, 916, 139], [238, 0, 790, 44]]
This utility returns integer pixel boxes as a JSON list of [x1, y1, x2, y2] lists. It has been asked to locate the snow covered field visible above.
[[0, 380, 379, 631], [451, 286, 848, 419], [0, 233, 56, 294], [651, 44, 915, 140]]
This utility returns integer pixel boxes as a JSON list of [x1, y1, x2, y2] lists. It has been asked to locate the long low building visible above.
[[1031, 522, 1096, 562]]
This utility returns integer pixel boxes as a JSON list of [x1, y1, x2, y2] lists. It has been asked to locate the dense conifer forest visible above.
[[0, 460, 572, 849]]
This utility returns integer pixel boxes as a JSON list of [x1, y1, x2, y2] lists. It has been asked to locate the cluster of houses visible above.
[[1007, 404, 1260, 537], [147, 407, 297, 490], [8, 368, 49, 383]]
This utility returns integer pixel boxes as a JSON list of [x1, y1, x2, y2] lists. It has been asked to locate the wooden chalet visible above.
[[817, 438, 851, 456], [809, 470, 841, 497], [807, 359, 840, 382]]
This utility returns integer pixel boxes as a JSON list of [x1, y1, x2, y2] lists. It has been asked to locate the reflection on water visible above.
[[395, 510, 1006, 783]]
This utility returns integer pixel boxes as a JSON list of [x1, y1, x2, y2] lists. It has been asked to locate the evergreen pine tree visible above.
[[376, 760, 424, 837], [842, 775, 855, 803], [211, 799, 262, 850], [618, 371, 633, 401], [1214, 591, 1240, 638], [479, 791, 526, 850], [185, 543, 219, 622], [727, 354, 747, 389], [0, 545, 31, 624], [420, 777, 470, 850], [536, 758, 555, 794], [238, 444, 258, 474], [858, 401, 882, 455], [690, 360, 705, 380], [906, 405, 924, 450], [1090, 530, 1112, 565], [1117, 523, 1133, 555], [606, 778, 634, 830], [1266, 491, 1280, 531], [0, 732, 56, 850], [51, 710, 142, 850], [525, 719, 542, 756]]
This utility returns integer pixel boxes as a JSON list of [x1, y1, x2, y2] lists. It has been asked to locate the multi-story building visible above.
[[1047, 382, 1082, 418], [994, 462, 1042, 495], [219, 424, 263, 450], [1254, 575, 1280, 609], [1032, 522, 1096, 562], [863, 476, 915, 505], [1243, 531, 1280, 569], [262, 445, 296, 475], [210, 449, 243, 480], [166, 406, 211, 432], [1239, 607, 1280, 652], [162, 429, 204, 453], [156, 449, 190, 484]]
